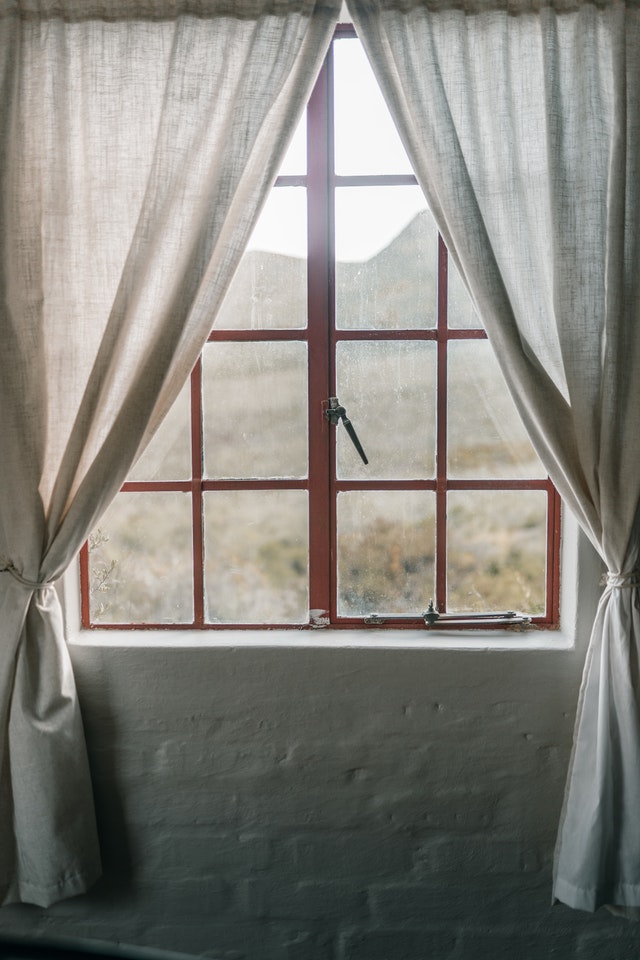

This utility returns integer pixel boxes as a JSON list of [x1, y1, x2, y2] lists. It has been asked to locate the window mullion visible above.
[[306, 52, 333, 622], [191, 357, 205, 626], [436, 235, 449, 614]]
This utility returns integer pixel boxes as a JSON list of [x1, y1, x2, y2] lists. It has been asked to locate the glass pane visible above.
[[278, 111, 306, 177], [334, 37, 413, 176], [214, 187, 307, 330], [337, 491, 436, 616], [448, 341, 546, 479], [204, 490, 308, 624], [203, 341, 308, 480], [335, 187, 437, 330], [447, 490, 547, 614], [88, 492, 193, 624], [129, 380, 191, 481], [448, 258, 482, 330], [336, 341, 436, 480]]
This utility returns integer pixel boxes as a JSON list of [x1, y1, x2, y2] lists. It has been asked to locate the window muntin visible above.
[[81, 29, 560, 631]]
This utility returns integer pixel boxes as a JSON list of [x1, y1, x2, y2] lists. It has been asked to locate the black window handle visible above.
[[324, 397, 368, 465]]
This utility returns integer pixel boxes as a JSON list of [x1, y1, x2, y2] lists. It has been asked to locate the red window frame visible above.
[[80, 26, 561, 631]]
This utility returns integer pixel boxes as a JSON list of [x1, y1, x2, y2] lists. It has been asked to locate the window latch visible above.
[[324, 397, 368, 465]]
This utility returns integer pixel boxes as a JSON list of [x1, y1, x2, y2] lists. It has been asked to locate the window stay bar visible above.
[[364, 601, 532, 628]]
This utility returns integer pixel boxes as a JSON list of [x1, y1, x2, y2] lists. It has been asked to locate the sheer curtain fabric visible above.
[[0, 0, 338, 906], [348, 0, 640, 912]]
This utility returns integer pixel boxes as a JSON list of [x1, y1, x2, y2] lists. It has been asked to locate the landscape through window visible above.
[[81, 28, 560, 630]]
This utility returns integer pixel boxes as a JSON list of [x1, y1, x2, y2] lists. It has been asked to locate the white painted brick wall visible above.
[[0, 632, 638, 960]]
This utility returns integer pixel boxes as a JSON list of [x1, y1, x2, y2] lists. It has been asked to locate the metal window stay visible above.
[[363, 602, 533, 628]]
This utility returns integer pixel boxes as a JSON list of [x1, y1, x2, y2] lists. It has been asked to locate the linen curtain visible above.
[[348, 0, 640, 912], [0, 0, 338, 907]]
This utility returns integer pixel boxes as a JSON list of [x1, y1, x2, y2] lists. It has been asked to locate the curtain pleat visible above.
[[348, 0, 640, 911], [0, 0, 339, 906]]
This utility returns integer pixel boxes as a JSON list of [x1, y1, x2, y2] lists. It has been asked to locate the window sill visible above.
[[66, 625, 575, 652]]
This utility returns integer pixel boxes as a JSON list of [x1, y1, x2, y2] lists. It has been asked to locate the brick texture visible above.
[[0, 644, 633, 959]]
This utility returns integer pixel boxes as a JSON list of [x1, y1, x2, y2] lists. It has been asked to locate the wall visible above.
[[0, 531, 638, 960]]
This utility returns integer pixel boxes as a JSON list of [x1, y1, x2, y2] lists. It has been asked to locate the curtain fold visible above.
[[348, 0, 640, 911], [0, 0, 339, 906]]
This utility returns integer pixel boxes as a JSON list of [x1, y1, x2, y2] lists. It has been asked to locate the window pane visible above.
[[448, 258, 482, 330], [448, 341, 546, 479], [334, 37, 413, 176], [447, 490, 547, 614], [203, 341, 308, 480], [278, 111, 306, 177], [88, 492, 193, 624], [335, 187, 436, 330], [214, 187, 307, 330], [129, 380, 191, 481], [337, 491, 436, 616], [204, 490, 308, 624], [336, 341, 436, 480]]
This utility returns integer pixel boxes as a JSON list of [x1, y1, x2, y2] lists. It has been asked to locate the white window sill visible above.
[[66, 626, 574, 652]]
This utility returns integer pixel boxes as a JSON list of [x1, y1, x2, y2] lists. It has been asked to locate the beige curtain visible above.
[[0, 0, 339, 907], [348, 0, 640, 912]]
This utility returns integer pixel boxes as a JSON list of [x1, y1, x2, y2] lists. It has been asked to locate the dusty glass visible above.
[[278, 111, 306, 177], [336, 340, 436, 480], [447, 257, 483, 330], [204, 490, 308, 623], [128, 379, 191, 481], [214, 187, 307, 330], [203, 341, 308, 480], [334, 37, 413, 176], [89, 492, 193, 623], [447, 490, 547, 614], [448, 340, 546, 479], [335, 186, 437, 330], [337, 491, 436, 616]]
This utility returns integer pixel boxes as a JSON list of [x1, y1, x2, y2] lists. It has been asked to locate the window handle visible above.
[[324, 397, 368, 465]]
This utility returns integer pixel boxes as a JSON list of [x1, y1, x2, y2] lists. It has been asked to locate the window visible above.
[[80, 27, 560, 631]]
